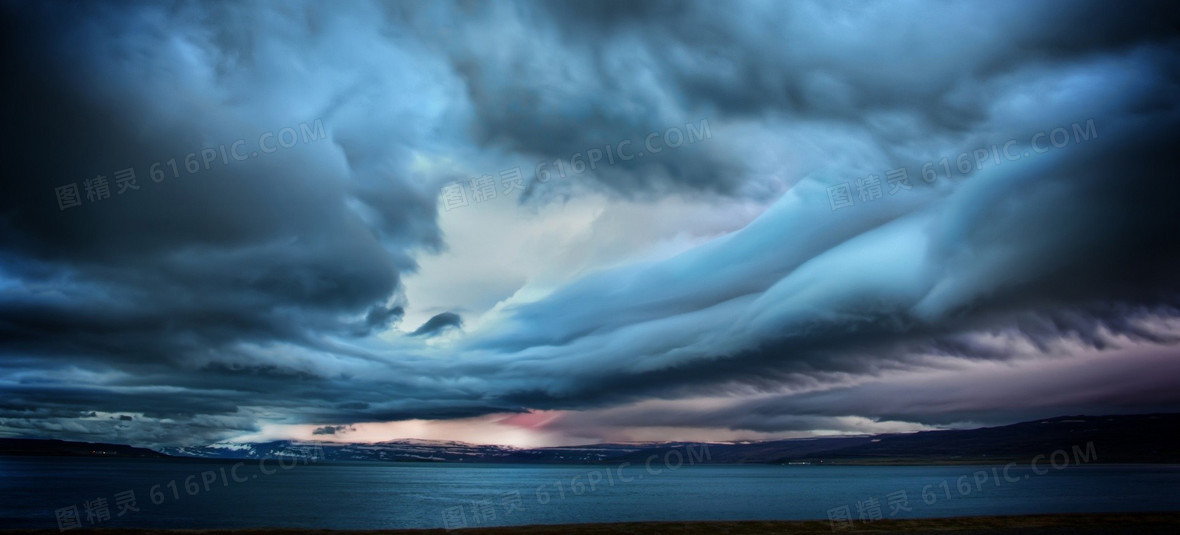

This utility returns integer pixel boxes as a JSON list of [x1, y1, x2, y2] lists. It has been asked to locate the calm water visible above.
[[1, 457, 1177, 530]]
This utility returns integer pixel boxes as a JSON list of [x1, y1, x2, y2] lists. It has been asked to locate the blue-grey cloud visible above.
[[1, 0, 1178, 447], [410, 312, 463, 337]]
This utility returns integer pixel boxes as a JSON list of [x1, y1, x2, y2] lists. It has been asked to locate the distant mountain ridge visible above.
[[4, 414, 1179, 464]]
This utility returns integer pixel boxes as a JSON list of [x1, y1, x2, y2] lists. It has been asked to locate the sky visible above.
[[1, 0, 1179, 448]]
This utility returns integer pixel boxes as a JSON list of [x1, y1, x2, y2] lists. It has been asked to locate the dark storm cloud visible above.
[[409, 312, 463, 337], [312, 425, 354, 436], [354, 305, 405, 336], [387, 0, 746, 198], [548, 0, 1180, 121], [0, 1, 441, 368], [470, 117, 1180, 412], [1, 0, 1179, 446], [0, 0, 465, 444], [452, 0, 1180, 419], [558, 342, 1180, 435], [411, 0, 1180, 198]]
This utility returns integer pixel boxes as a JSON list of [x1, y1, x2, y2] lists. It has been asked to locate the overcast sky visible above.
[[2, 0, 1179, 448]]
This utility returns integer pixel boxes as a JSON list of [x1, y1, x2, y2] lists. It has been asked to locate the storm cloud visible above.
[[1, 0, 1178, 447], [410, 312, 463, 337]]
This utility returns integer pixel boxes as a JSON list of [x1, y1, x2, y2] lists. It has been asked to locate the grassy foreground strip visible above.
[[4, 513, 1180, 535]]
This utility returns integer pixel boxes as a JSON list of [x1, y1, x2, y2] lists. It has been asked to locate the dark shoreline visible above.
[[4, 513, 1180, 534]]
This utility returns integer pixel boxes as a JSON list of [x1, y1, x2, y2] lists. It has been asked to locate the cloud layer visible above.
[[1, 0, 1179, 446]]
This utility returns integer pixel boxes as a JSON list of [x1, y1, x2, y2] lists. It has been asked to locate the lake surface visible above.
[[2, 457, 1178, 530]]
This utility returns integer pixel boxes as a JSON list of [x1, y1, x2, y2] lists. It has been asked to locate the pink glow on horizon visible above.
[[230, 337, 1180, 448]]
